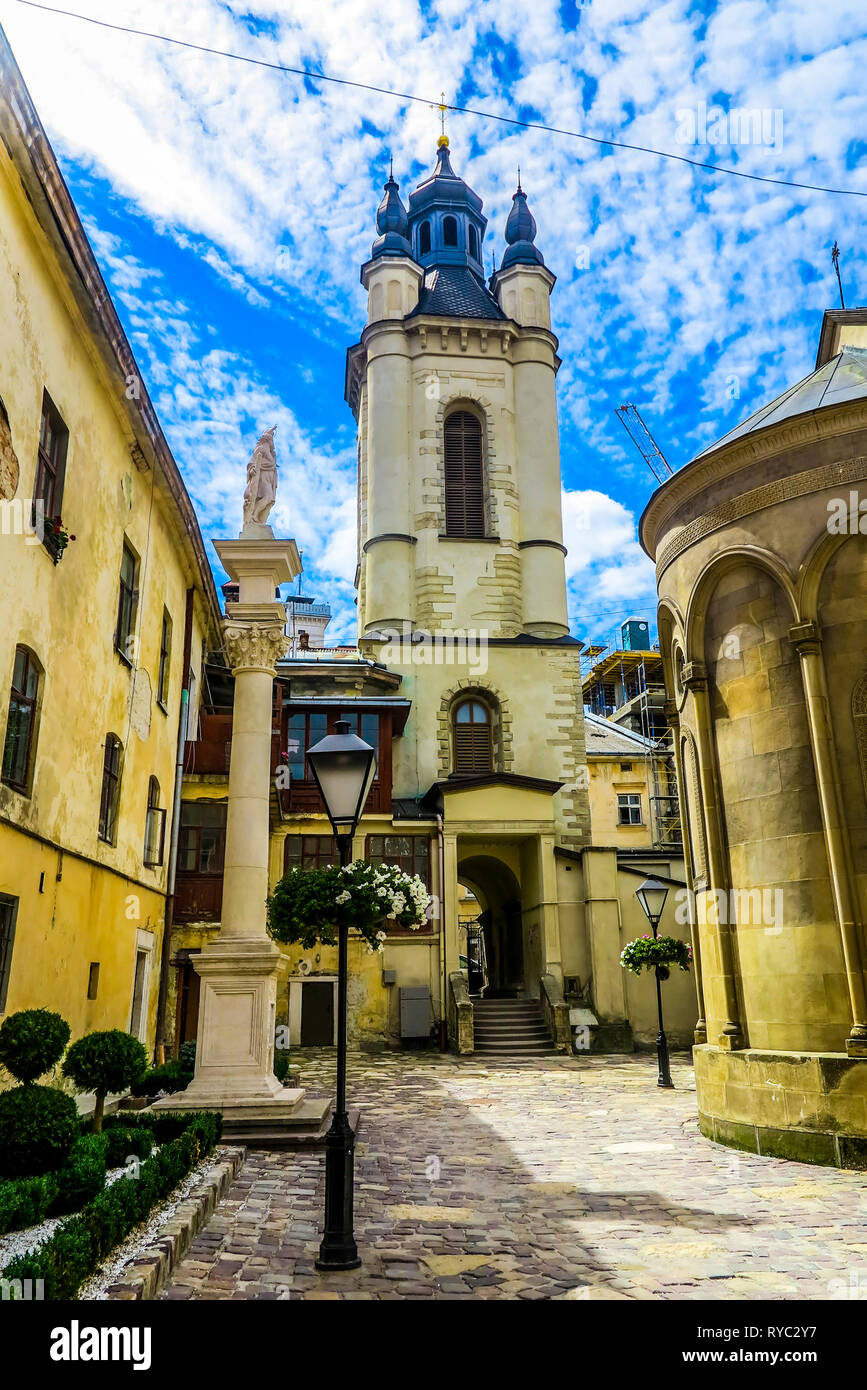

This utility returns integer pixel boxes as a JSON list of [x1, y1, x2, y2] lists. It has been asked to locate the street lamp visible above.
[[634, 877, 674, 1090], [307, 719, 377, 1271]]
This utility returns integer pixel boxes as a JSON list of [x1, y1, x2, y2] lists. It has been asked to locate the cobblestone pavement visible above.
[[158, 1050, 867, 1301]]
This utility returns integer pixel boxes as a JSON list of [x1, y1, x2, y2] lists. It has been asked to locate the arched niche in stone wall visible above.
[[701, 558, 846, 1054], [815, 536, 867, 875]]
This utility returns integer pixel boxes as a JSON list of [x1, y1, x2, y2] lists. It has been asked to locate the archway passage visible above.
[[458, 853, 523, 996]]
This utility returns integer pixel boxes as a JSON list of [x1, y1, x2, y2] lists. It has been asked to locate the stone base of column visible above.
[[152, 937, 330, 1140]]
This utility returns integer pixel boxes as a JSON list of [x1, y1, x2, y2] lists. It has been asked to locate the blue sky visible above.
[[2, 0, 865, 647]]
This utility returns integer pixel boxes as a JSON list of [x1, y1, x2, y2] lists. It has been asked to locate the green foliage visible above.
[[0, 1084, 78, 1177], [62, 1031, 148, 1131], [102, 1125, 154, 1168], [274, 1051, 291, 1084], [620, 934, 693, 976], [62, 1029, 148, 1096], [0, 1009, 70, 1085], [0, 1111, 221, 1300], [0, 1172, 58, 1235], [178, 1040, 197, 1071], [131, 1060, 192, 1098], [50, 1135, 108, 1215], [102, 1108, 222, 1145], [267, 859, 430, 951]]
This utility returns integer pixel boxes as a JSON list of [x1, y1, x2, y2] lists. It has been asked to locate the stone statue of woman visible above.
[[242, 426, 278, 531]]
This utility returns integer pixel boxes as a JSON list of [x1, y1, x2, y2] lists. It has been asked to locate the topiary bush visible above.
[[0, 1084, 78, 1177], [0, 1009, 70, 1085], [0, 1172, 58, 1235], [62, 1030, 148, 1133], [178, 1040, 197, 1072], [274, 1051, 291, 1084]]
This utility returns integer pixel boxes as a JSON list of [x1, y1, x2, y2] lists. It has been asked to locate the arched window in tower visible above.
[[419, 221, 431, 255], [444, 410, 485, 538], [443, 216, 458, 247], [468, 224, 478, 259], [453, 699, 493, 774]]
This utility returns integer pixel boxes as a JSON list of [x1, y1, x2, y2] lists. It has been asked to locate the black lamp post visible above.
[[307, 719, 377, 1271], [635, 877, 674, 1090]]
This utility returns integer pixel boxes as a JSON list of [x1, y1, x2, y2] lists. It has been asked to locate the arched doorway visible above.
[[458, 854, 523, 996]]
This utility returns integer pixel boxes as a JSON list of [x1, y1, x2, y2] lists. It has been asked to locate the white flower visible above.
[[335, 890, 351, 904], [376, 930, 387, 941]]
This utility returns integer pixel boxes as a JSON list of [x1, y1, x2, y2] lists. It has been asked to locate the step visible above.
[[473, 1027, 551, 1039]]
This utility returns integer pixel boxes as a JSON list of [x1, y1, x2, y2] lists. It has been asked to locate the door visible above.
[[300, 981, 334, 1045]]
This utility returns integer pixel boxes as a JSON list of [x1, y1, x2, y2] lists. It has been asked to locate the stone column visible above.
[[666, 699, 707, 1045], [789, 621, 867, 1056], [682, 661, 744, 1049], [155, 532, 328, 1125]]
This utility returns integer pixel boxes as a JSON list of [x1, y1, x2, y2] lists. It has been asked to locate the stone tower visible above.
[[345, 139, 590, 1006]]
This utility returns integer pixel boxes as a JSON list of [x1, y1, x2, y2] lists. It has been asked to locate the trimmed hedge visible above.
[[102, 1125, 154, 1168], [0, 1135, 109, 1235], [1, 1111, 221, 1300], [0, 1084, 79, 1177], [131, 1061, 192, 1098]]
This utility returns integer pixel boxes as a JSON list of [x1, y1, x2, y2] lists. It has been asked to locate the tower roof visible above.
[[369, 163, 411, 260], [409, 263, 506, 321], [408, 139, 484, 218], [501, 177, 545, 269]]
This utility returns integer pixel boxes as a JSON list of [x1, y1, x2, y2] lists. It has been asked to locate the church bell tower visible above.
[[346, 137, 570, 643]]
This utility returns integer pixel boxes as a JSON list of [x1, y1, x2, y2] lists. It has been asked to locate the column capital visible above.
[[788, 619, 822, 655], [223, 620, 288, 674], [681, 659, 708, 691], [663, 698, 681, 728]]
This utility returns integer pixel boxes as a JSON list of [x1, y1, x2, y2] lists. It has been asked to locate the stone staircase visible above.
[[471, 995, 558, 1058]]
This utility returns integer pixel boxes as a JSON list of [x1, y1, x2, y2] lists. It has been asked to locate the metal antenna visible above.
[[831, 241, 846, 309], [616, 404, 674, 486]]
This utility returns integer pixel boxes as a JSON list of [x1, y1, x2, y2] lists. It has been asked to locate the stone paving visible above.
[[158, 1050, 867, 1301]]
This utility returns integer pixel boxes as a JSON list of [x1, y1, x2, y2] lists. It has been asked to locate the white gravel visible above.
[[1, 1145, 214, 1301], [80, 1154, 213, 1301]]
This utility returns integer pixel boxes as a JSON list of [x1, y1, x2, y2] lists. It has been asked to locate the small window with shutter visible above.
[[453, 699, 493, 774], [443, 410, 485, 538]]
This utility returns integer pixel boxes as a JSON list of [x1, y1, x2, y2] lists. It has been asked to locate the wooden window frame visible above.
[[443, 409, 485, 538], [98, 734, 123, 844], [452, 697, 494, 775], [115, 539, 139, 665], [144, 777, 167, 868], [177, 802, 227, 875], [1, 646, 41, 794], [33, 391, 68, 536], [283, 834, 337, 873], [157, 608, 172, 709], [365, 834, 431, 887], [0, 893, 18, 1012]]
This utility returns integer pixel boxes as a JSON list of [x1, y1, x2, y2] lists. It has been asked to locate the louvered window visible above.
[[444, 411, 485, 537], [453, 699, 493, 774]]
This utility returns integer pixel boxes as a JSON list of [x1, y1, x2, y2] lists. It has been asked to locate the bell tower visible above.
[[347, 140, 570, 643]]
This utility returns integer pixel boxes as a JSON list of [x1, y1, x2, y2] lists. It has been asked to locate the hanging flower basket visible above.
[[267, 860, 430, 954], [620, 934, 692, 979]]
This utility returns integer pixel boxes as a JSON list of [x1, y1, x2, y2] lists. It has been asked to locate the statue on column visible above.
[[242, 426, 278, 531]]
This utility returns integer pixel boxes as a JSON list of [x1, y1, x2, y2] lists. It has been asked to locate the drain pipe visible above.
[[437, 812, 448, 1052]]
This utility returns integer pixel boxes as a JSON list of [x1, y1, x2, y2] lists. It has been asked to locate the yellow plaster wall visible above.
[[0, 130, 211, 1051]]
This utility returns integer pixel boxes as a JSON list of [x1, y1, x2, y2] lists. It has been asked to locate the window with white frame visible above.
[[617, 792, 642, 825]]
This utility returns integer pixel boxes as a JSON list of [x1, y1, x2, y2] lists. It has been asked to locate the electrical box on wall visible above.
[[381, 969, 396, 986], [400, 986, 431, 1038]]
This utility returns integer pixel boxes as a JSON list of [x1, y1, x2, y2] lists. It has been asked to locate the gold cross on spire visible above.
[[431, 90, 449, 147]]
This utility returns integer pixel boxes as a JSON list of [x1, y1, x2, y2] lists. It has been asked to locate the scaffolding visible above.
[[582, 631, 682, 853]]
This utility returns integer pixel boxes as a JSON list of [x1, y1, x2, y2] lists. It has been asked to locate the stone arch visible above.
[[797, 527, 851, 627], [854, 672, 867, 811], [685, 545, 798, 666], [433, 393, 498, 536], [437, 677, 514, 779], [815, 537, 867, 869], [702, 557, 845, 1053]]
